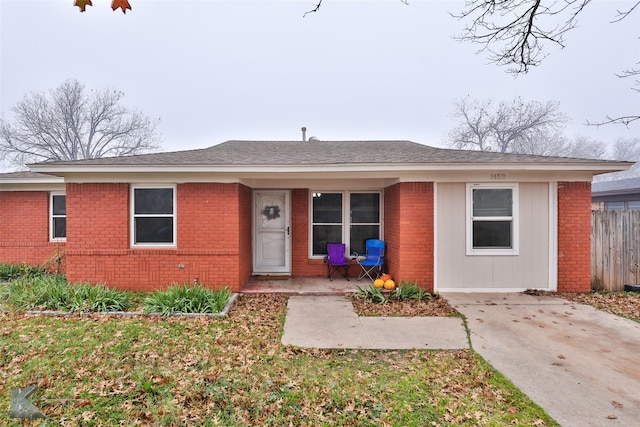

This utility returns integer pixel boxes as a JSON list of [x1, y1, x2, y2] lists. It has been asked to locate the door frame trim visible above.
[[252, 189, 291, 275]]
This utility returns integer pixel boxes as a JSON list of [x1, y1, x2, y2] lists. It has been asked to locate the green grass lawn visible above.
[[0, 295, 558, 426]]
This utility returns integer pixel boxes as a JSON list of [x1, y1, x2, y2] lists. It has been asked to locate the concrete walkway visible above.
[[281, 295, 468, 350], [282, 292, 640, 426], [445, 293, 640, 427]]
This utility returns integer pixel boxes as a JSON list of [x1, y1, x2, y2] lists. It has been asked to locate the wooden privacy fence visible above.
[[591, 210, 640, 291]]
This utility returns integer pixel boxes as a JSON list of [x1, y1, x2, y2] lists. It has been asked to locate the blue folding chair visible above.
[[353, 239, 385, 281]]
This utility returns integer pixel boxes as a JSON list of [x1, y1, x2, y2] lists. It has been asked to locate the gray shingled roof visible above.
[[29, 140, 626, 168], [0, 171, 62, 181], [593, 177, 640, 195]]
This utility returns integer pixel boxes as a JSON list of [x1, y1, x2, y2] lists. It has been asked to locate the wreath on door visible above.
[[261, 205, 281, 221]]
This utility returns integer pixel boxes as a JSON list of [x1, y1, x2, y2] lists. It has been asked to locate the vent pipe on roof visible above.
[[301, 127, 307, 141]]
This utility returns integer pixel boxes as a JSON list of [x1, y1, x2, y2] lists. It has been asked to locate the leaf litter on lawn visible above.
[[557, 291, 640, 321], [0, 295, 557, 426], [351, 295, 459, 317], [525, 289, 640, 322]]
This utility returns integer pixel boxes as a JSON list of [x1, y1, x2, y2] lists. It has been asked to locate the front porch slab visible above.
[[242, 276, 362, 295]]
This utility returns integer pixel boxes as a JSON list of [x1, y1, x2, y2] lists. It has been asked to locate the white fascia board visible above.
[[0, 175, 65, 191], [29, 161, 632, 175], [0, 183, 66, 191], [0, 176, 64, 185]]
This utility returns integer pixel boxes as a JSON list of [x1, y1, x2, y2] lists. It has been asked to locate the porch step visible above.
[[241, 276, 362, 295]]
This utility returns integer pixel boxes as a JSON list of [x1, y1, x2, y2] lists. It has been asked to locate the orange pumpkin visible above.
[[373, 279, 385, 288], [379, 273, 392, 282], [383, 279, 396, 290]]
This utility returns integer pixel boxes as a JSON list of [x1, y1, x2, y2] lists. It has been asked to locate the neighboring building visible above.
[[592, 177, 640, 211], [0, 140, 631, 292]]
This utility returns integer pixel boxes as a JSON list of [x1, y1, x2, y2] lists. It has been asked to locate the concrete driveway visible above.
[[444, 293, 640, 427]]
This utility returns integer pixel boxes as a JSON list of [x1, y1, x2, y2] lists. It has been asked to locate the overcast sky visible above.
[[1, 0, 638, 172]]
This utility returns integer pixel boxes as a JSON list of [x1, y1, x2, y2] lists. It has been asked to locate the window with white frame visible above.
[[467, 184, 518, 255], [132, 186, 176, 246], [50, 193, 66, 241], [311, 191, 381, 256]]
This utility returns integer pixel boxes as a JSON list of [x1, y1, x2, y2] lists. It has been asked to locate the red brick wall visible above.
[[65, 183, 250, 292], [238, 184, 253, 285], [67, 183, 130, 250], [291, 189, 326, 277], [0, 191, 66, 271], [384, 182, 434, 290], [557, 181, 592, 292]]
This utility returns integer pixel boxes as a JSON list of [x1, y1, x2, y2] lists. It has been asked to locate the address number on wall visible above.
[[490, 173, 506, 180]]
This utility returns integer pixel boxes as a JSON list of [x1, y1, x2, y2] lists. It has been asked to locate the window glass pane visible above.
[[53, 218, 66, 239], [350, 225, 380, 254], [473, 221, 512, 248], [473, 189, 512, 217], [605, 201, 625, 211], [135, 217, 173, 243], [351, 193, 380, 223], [627, 201, 640, 211], [312, 225, 342, 255], [312, 193, 342, 223], [52, 195, 66, 215], [134, 188, 173, 214]]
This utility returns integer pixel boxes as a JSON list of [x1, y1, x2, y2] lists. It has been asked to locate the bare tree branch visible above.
[[452, 0, 592, 74], [587, 115, 640, 127], [0, 79, 162, 167], [611, 0, 640, 22], [587, 62, 640, 126], [304, 0, 408, 17], [452, 1, 638, 128], [448, 97, 567, 154], [304, 0, 323, 17], [616, 64, 640, 92]]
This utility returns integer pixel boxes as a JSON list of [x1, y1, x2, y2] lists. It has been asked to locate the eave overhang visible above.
[[29, 161, 632, 176]]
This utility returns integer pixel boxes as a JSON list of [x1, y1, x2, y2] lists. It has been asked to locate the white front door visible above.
[[253, 190, 291, 275]]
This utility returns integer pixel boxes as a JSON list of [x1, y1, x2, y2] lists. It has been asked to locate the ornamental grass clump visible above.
[[67, 283, 132, 312], [391, 282, 433, 301], [353, 281, 433, 305], [2, 275, 70, 310], [143, 284, 231, 316], [354, 284, 388, 304], [0, 263, 47, 282], [1, 275, 131, 312]]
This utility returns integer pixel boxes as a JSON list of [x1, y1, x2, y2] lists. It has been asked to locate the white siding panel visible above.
[[436, 182, 550, 290]]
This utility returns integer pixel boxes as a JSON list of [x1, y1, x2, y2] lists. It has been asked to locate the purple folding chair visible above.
[[325, 243, 350, 281]]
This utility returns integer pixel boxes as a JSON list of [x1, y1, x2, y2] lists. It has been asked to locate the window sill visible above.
[[466, 249, 519, 256]]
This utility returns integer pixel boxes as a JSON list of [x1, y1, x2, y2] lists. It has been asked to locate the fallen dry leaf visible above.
[[111, 0, 132, 13], [351, 295, 458, 317], [74, 0, 92, 12]]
